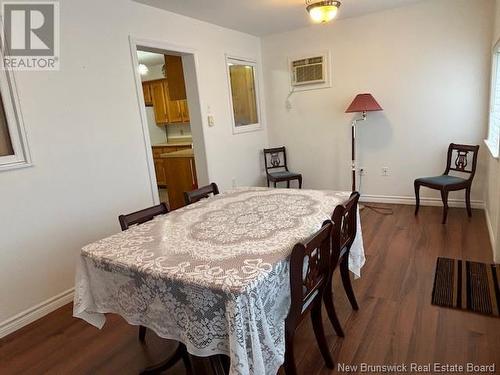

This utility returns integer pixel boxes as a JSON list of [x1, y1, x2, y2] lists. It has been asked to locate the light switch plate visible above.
[[208, 115, 215, 127]]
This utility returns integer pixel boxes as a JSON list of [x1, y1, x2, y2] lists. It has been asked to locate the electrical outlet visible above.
[[381, 167, 390, 176]]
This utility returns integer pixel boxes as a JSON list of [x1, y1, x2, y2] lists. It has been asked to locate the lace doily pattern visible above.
[[74, 188, 365, 375]]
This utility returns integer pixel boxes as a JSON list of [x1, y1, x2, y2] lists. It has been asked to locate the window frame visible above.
[[0, 37, 31, 171], [486, 40, 500, 160], [225, 55, 263, 135]]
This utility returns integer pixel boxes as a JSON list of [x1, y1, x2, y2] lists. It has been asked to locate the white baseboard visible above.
[[485, 208, 498, 263], [0, 288, 74, 339], [360, 194, 485, 209]]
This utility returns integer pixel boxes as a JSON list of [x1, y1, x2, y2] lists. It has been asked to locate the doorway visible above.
[[130, 38, 209, 210]]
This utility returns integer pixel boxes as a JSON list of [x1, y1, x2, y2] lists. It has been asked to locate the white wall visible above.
[[0, 0, 267, 328], [262, 0, 493, 205], [166, 124, 192, 139], [486, 1, 500, 263]]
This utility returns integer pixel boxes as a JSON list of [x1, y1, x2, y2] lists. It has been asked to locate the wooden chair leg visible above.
[[414, 182, 420, 216], [298, 176, 303, 189], [139, 325, 147, 342], [323, 278, 345, 337], [340, 258, 359, 310], [284, 330, 297, 375], [311, 300, 335, 369], [287, 180, 290, 188], [267, 179, 270, 188], [182, 351, 193, 375], [440, 189, 449, 224], [465, 187, 472, 217], [274, 181, 277, 188]]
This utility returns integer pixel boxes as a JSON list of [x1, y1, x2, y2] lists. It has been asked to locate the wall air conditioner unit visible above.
[[289, 52, 331, 91]]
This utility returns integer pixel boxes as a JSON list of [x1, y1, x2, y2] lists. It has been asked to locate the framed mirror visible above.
[[226, 56, 262, 134]]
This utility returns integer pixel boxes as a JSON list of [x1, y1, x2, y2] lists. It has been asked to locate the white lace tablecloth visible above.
[[73, 187, 365, 375]]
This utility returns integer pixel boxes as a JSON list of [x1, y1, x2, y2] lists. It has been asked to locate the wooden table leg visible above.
[[209, 355, 229, 375], [140, 343, 190, 374]]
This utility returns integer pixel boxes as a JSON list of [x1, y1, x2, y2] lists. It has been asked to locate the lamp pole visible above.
[[351, 111, 366, 192]]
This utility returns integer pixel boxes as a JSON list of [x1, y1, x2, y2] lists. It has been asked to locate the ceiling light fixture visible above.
[[306, 0, 341, 23]]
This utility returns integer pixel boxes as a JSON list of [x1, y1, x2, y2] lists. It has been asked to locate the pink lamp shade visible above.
[[345, 93, 383, 113]]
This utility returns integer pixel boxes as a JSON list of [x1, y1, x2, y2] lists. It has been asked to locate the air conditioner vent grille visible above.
[[295, 64, 323, 83], [290, 54, 327, 87]]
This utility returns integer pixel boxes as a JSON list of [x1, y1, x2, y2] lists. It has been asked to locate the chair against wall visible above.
[[414, 143, 480, 224], [284, 222, 335, 375], [118, 203, 169, 342], [323, 192, 360, 338], [263, 147, 302, 189], [184, 183, 219, 205]]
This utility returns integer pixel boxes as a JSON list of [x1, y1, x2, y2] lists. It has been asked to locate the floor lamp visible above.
[[345, 94, 383, 192]]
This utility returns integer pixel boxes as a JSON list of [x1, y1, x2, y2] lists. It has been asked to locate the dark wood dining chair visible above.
[[323, 192, 360, 338], [284, 221, 335, 375], [184, 183, 219, 205], [264, 147, 302, 189], [118, 202, 169, 342], [414, 143, 480, 224]]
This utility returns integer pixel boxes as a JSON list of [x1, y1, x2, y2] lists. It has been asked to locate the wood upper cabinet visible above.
[[164, 81, 183, 124], [164, 55, 187, 100], [180, 100, 190, 123], [142, 82, 153, 106], [150, 80, 169, 124], [142, 75, 190, 125]]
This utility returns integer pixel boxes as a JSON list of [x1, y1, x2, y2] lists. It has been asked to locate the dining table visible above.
[[73, 187, 366, 375]]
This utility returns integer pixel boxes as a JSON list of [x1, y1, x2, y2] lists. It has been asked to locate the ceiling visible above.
[[137, 50, 164, 66], [134, 0, 424, 36]]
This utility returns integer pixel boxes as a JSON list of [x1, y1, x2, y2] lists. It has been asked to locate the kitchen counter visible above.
[[159, 148, 194, 158], [152, 142, 192, 147]]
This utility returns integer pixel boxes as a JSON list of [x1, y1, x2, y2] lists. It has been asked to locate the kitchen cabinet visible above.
[[167, 99, 183, 123], [163, 155, 197, 210], [142, 79, 190, 125], [180, 100, 190, 123], [152, 145, 192, 188], [142, 82, 153, 106], [150, 80, 169, 124], [164, 55, 187, 100]]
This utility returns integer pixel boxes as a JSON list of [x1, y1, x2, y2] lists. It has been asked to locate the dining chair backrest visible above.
[[443, 143, 480, 181], [330, 192, 360, 268], [263, 146, 289, 173], [287, 221, 333, 326], [184, 183, 220, 205], [118, 203, 169, 231]]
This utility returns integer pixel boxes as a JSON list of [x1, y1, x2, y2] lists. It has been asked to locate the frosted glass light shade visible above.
[[307, 1, 341, 23]]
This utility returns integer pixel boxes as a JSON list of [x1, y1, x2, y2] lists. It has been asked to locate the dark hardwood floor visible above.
[[1, 205, 499, 374]]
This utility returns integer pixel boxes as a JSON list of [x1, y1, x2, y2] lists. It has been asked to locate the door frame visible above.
[[128, 36, 209, 205]]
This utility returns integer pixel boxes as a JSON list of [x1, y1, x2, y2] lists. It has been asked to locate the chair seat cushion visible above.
[[416, 175, 467, 187], [268, 171, 301, 180]]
